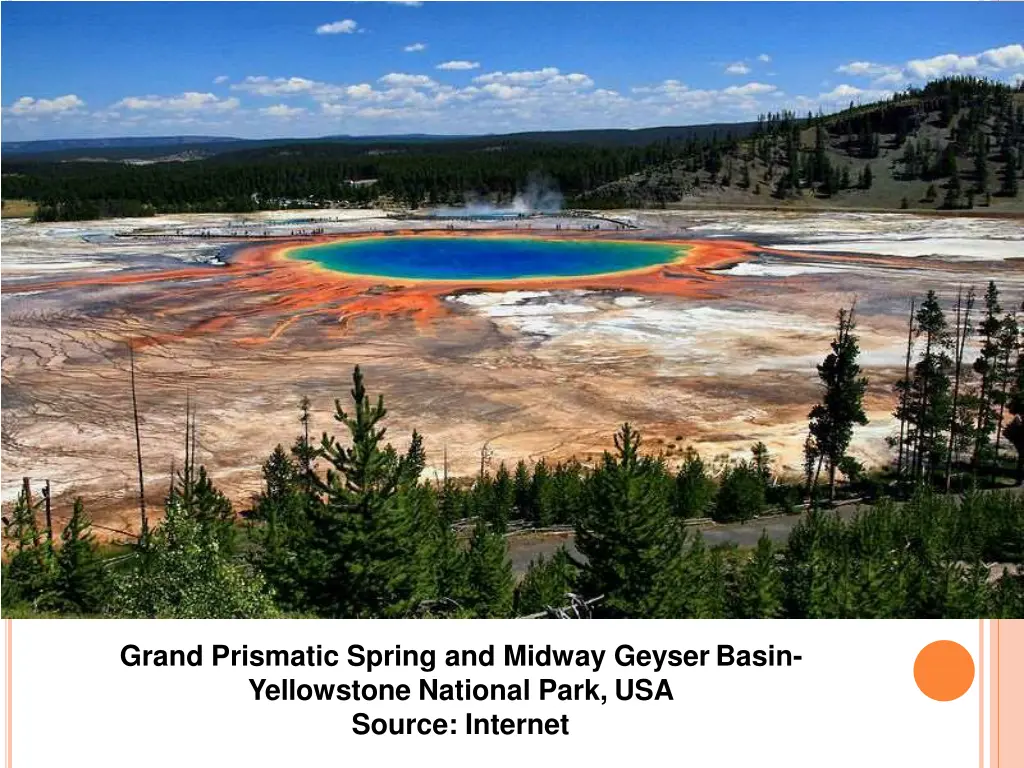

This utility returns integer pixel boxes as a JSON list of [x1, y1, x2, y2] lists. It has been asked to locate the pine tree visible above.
[[515, 549, 577, 616], [312, 366, 427, 617], [1000, 145, 1019, 197], [990, 310, 1021, 482], [1003, 313, 1024, 485], [974, 282, 1003, 472], [975, 138, 990, 192], [1, 488, 57, 611], [53, 498, 110, 614], [943, 166, 963, 209], [946, 287, 975, 491], [808, 306, 869, 499], [715, 461, 765, 522], [733, 534, 784, 618], [249, 445, 316, 613], [859, 164, 874, 189], [575, 424, 687, 617], [292, 395, 317, 493], [513, 460, 533, 520], [751, 441, 773, 484], [912, 292, 954, 483], [464, 521, 514, 617], [485, 463, 515, 532], [673, 447, 715, 518]]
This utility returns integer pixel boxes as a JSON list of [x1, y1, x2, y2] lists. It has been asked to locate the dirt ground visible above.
[[2, 208, 1022, 534]]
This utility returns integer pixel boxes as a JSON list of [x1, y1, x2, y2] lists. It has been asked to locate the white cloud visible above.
[[817, 84, 893, 103], [475, 67, 559, 85], [345, 83, 376, 100], [834, 44, 1024, 87], [757, 54, 772, 63], [632, 79, 687, 95], [819, 84, 866, 100], [835, 61, 900, 78], [213, 75, 229, 85], [404, 42, 427, 53], [873, 71, 906, 86], [260, 104, 307, 118], [232, 76, 320, 97], [722, 82, 777, 96], [379, 72, 436, 88], [902, 43, 1024, 80], [981, 44, 1024, 70], [481, 83, 528, 100], [7, 94, 85, 116], [1012, 72, 1024, 86], [113, 92, 239, 112], [906, 52, 980, 79], [437, 60, 480, 71], [316, 19, 358, 35], [725, 62, 751, 75], [473, 67, 594, 92]]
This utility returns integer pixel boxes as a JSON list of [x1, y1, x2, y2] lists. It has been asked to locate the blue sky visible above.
[[2, 2, 1023, 141]]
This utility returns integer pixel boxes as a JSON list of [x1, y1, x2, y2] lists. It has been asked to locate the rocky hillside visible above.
[[583, 77, 1024, 212]]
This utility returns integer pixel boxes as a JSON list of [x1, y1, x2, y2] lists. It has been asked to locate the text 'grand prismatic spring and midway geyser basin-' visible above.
[[285, 236, 688, 281]]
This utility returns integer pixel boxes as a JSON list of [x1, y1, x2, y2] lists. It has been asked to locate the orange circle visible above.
[[914, 640, 975, 702]]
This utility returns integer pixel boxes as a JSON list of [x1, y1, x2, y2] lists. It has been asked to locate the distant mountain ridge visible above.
[[2, 135, 240, 154], [1, 122, 759, 161]]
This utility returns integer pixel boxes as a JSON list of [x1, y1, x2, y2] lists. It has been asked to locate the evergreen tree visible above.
[[463, 521, 514, 617], [515, 549, 577, 616], [673, 447, 716, 518], [715, 462, 765, 522], [1003, 319, 1024, 485], [53, 498, 111, 614], [946, 287, 975, 490], [974, 282, 1004, 471], [808, 307, 869, 499], [311, 366, 427, 617], [1000, 145, 1019, 197], [1, 489, 57, 610], [292, 395, 318, 493], [485, 463, 515, 531], [733, 534, 784, 618], [513, 460, 533, 520], [248, 444, 318, 613], [912, 291, 954, 482], [751, 441, 773, 484], [990, 310, 1021, 481], [575, 424, 687, 617]]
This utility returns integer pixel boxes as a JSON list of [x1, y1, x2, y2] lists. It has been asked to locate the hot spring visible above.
[[286, 236, 688, 281]]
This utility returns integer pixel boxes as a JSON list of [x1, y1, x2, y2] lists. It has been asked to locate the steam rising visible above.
[[429, 170, 564, 216]]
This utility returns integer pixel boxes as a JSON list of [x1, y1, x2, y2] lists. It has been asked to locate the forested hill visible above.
[[2, 77, 1022, 221], [586, 76, 1024, 211]]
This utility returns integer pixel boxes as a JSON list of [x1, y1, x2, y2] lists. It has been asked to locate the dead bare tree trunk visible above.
[[129, 344, 148, 542], [895, 298, 916, 486], [993, 346, 1012, 486], [945, 288, 973, 492], [43, 480, 53, 545]]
